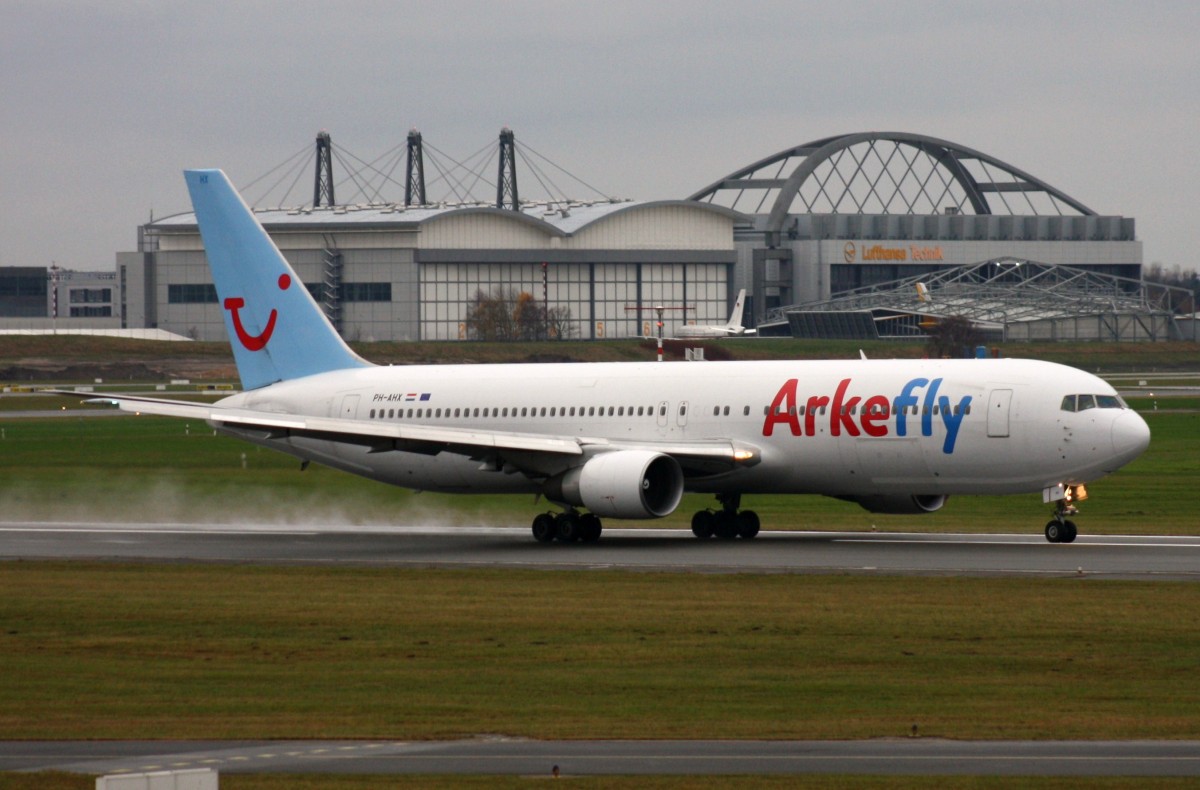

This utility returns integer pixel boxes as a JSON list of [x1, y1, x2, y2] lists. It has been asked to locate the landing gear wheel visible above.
[[691, 510, 715, 539], [737, 510, 761, 539], [714, 511, 739, 540], [579, 513, 603, 543], [1045, 520, 1063, 543], [1061, 520, 1078, 543], [556, 512, 582, 542], [531, 513, 557, 543]]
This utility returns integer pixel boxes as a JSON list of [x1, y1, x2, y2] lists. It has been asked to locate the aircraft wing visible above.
[[46, 391, 758, 477]]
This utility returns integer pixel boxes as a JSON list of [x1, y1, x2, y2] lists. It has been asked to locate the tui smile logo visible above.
[[224, 274, 291, 351]]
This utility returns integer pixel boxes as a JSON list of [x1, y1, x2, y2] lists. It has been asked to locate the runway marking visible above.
[[0, 526, 317, 536], [835, 537, 1200, 549]]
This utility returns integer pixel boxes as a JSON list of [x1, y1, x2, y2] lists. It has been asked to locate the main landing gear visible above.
[[531, 510, 602, 544], [1045, 500, 1079, 544], [691, 493, 760, 540]]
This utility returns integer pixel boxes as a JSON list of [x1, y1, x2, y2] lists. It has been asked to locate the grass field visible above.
[[2, 564, 1198, 742]]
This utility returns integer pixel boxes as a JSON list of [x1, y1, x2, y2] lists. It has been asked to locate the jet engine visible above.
[[545, 450, 684, 519], [846, 494, 948, 514]]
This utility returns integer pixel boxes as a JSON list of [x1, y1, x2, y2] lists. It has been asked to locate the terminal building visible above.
[[6, 130, 1164, 341]]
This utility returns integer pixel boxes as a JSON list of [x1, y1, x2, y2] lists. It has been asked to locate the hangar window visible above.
[[167, 284, 218, 304]]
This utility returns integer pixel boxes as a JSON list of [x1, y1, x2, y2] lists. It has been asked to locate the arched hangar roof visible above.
[[150, 199, 746, 238], [689, 132, 1097, 235]]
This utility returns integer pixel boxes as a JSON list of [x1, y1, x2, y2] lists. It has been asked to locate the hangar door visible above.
[[987, 389, 1012, 438]]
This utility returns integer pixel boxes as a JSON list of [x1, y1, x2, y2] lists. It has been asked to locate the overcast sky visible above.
[[3, 1, 1196, 273]]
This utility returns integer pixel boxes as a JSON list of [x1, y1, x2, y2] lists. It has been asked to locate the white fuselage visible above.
[[215, 358, 1148, 502]]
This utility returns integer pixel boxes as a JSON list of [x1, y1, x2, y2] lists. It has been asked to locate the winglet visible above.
[[184, 169, 370, 389]]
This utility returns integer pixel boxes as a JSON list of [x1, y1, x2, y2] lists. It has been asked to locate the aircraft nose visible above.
[[1111, 410, 1151, 464]]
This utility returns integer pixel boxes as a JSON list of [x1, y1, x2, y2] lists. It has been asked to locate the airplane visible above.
[[56, 169, 1150, 545], [674, 289, 756, 338]]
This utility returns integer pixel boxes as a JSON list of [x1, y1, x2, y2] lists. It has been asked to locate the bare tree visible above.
[[465, 288, 574, 341]]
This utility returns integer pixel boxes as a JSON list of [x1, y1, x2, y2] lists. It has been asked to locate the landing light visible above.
[[733, 449, 755, 462]]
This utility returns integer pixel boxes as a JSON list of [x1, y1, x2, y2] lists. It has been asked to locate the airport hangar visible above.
[[108, 130, 1142, 343]]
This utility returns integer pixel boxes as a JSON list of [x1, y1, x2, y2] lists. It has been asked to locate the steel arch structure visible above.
[[689, 132, 1097, 235]]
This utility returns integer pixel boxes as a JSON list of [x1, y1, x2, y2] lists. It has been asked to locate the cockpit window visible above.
[[1061, 393, 1127, 412]]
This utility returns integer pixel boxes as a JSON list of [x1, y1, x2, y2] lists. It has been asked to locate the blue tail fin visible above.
[[184, 169, 370, 389]]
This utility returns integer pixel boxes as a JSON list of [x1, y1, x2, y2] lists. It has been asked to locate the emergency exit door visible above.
[[987, 389, 1012, 438]]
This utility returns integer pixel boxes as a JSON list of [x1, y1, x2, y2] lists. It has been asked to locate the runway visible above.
[[2, 521, 1200, 579], [5, 738, 1200, 777]]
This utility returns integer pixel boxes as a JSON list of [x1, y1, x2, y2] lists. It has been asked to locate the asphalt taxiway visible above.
[[5, 738, 1200, 777], [2, 522, 1199, 579]]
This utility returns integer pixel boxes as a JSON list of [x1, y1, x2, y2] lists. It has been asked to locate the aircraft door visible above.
[[987, 389, 1012, 438], [340, 394, 361, 420]]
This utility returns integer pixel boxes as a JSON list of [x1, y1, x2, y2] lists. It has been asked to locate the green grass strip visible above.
[[1, 564, 1198, 742]]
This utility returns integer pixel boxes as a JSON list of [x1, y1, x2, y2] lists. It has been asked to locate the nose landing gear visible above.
[[1045, 495, 1080, 544]]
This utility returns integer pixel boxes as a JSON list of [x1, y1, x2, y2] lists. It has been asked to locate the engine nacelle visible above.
[[545, 450, 684, 519], [847, 494, 949, 514]]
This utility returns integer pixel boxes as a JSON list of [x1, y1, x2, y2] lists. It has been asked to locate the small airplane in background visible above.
[[675, 289, 756, 338], [51, 170, 1150, 545]]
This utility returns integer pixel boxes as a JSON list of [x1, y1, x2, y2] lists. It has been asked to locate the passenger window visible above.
[[637, 406, 644, 416], [743, 405, 750, 416], [608, 406, 614, 416], [723, 406, 730, 416], [389, 409, 395, 419], [369, 409, 376, 418], [618, 407, 625, 416], [1078, 394, 1096, 411], [659, 405, 666, 417], [679, 404, 687, 416]]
